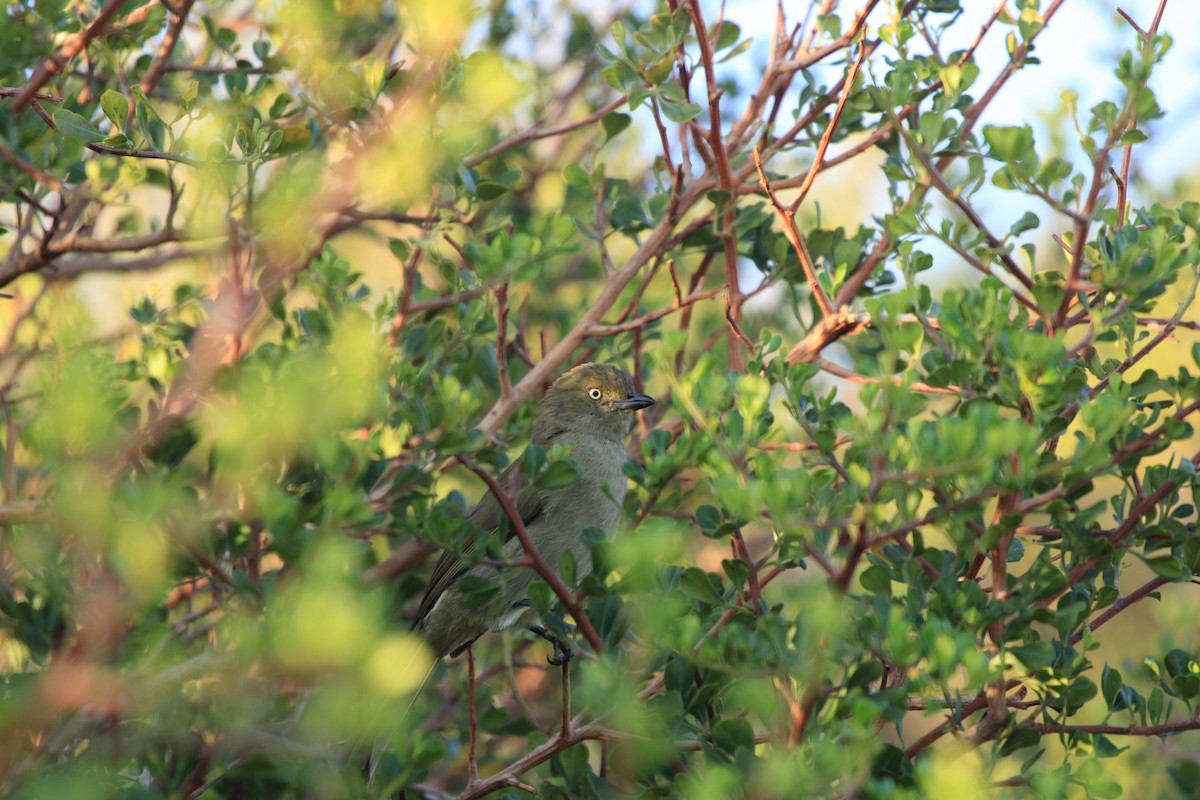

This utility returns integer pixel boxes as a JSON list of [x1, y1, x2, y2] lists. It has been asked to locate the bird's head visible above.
[[533, 363, 655, 443]]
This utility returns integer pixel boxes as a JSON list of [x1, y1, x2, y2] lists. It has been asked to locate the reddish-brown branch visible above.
[[140, 0, 198, 95], [686, 0, 744, 371], [464, 97, 627, 168], [457, 458, 604, 655], [1055, 2, 1169, 328], [11, 0, 129, 111], [584, 286, 724, 336], [466, 646, 479, 788], [477, 179, 712, 436], [730, 528, 762, 610], [0, 88, 60, 102], [1021, 719, 1200, 737], [900, 133, 1037, 298], [496, 284, 512, 402], [722, 292, 755, 355], [813, 357, 963, 396], [559, 660, 572, 737], [1072, 575, 1171, 645], [833, 523, 869, 593], [1112, 1, 1171, 223], [639, 564, 787, 702], [752, 147, 836, 318], [755, 435, 853, 452], [788, 34, 869, 215]]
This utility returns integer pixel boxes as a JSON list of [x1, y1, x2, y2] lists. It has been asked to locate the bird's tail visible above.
[[365, 657, 439, 788]]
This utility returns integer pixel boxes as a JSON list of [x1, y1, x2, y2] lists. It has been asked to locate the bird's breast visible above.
[[546, 434, 628, 535]]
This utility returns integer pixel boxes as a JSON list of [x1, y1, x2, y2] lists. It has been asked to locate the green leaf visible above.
[[982, 124, 1034, 162], [527, 580, 554, 616], [1119, 128, 1148, 145], [859, 565, 892, 596], [457, 574, 501, 609], [1010, 211, 1040, 236], [846, 660, 885, 690], [531, 460, 582, 491], [695, 505, 721, 534], [1143, 554, 1182, 580], [713, 21, 740, 51], [707, 188, 732, 208], [563, 164, 590, 188], [130, 298, 157, 324], [1007, 539, 1025, 562], [99, 90, 127, 130], [718, 38, 754, 64], [52, 109, 105, 143], [998, 726, 1040, 757], [130, 85, 163, 123], [1173, 674, 1200, 700], [659, 99, 702, 124], [711, 717, 754, 754], [557, 548, 577, 589], [1102, 664, 1123, 709], [602, 112, 631, 142], [473, 181, 511, 200], [679, 567, 725, 605], [721, 558, 749, 587], [1010, 641, 1055, 670], [388, 238, 410, 262]]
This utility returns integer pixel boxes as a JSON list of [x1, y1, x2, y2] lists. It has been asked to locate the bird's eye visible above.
[[588, 388, 602, 400]]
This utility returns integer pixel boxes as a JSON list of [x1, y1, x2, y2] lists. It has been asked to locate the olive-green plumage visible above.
[[413, 363, 655, 658]]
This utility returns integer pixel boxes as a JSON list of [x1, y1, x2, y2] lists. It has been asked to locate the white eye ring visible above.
[[588, 388, 602, 400]]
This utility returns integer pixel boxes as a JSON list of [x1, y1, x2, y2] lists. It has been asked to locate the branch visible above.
[[456, 458, 604, 655], [582, 286, 724, 336], [686, 0, 744, 370], [753, 147, 837, 318], [476, 179, 712, 436], [784, 306, 870, 364], [1021, 719, 1200, 737], [140, 0, 198, 95], [0, 88, 60, 102], [464, 96, 627, 168], [454, 718, 602, 800], [1071, 575, 1170, 645], [363, 538, 437, 582], [787, 33, 869, 215], [11, 0, 129, 111], [900, 132, 1037, 298], [0, 501, 45, 524], [1, 242, 212, 289], [1111, 1, 1171, 223]]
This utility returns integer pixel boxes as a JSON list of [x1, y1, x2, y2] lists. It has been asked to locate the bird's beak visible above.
[[616, 392, 656, 411]]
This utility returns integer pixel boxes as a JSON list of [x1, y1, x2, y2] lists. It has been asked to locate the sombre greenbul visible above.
[[413, 362, 656, 662]]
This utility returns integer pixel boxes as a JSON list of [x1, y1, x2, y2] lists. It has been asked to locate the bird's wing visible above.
[[412, 457, 547, 629]]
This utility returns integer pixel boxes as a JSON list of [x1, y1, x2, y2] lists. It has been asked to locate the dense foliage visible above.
[[1, 0, 1198, 798]]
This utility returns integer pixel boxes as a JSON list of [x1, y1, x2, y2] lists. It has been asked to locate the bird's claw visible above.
[[530, 624, 574, 665], [547, 640, 574, 666]]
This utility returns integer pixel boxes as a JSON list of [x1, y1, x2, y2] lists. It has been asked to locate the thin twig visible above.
[[752, 147, 836, 318], [788, 33, 869, 215], [467, 646, 479, 788]]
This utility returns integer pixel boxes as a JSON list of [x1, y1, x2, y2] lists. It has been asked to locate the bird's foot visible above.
[[548, 638, 574, 666], [530, 625, 574, 665]]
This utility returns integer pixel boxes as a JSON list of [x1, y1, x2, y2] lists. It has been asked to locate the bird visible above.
[[412, 362, 655, 662]]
